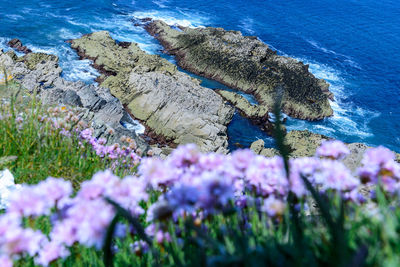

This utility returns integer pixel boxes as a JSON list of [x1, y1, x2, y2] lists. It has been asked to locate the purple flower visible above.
[[36, 177, 72, 205], [8, 187, 51, 217], [131, 240, 149, 256], [316, 140, 350, 160], [35, 241, 70, 266], [314, 160, 359, 192], [231, 149, 255, 171], [358, 146, 400, 193], [261, 196, 286, 217], [195, 172, 234, 212], [0, 256, 12, 267], [168, 144, 200, 168]]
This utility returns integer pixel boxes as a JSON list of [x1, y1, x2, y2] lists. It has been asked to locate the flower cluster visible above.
[[358, 146, 400, 194], [0, 171, 148, 266], [0, 140, 399, 266], [141, 142, 365, 225], [78, 128, 141, 168]]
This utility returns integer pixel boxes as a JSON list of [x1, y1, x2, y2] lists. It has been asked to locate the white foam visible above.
[[121, 119, 146, 135], [66, 19, 90, 28], [62, 59, 100, 83], [0, 37, 8, 50], [57, 28, 80, 40], [152, 0, 170, 8], [5, 14, 24, 21], [239, 17, 255, 35], [305, 38, 361, 69], [296, 57, 342, 82], [132, 10, 209, 28], [283, 57, 378, 141]]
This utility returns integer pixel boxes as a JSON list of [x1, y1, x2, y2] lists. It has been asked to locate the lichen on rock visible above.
[[143, 20, 334, 121]]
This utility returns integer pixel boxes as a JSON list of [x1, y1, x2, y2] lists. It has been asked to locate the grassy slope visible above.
[[0, 82, 131, 187]]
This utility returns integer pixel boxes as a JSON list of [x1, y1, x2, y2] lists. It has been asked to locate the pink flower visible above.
[[35, 241, 70, 266], [0, 256, 12, 267], [168, 144, 200, 167], [316, 140, 350, 160], [262, 196, 286, 217], [8, 187, 51, 217], [36, 178, 72, 205], [231, 149, 255, 171]]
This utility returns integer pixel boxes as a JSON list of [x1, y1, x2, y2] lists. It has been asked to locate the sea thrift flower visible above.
[[8, 186, 51, 217], [316, 140, 350, 160], [195, 172, 234, 212], [231, 149, 255, 171], [35, 241, 70, 266], [0, 256, 12, 267], [139, 158, 176, 190], [262, 196, 286, 217], [245, 156, 288, 197], [62, 199, 115, 249], [168, 144, 200, 167], [314, 160, 359, 192], [35, 178, 72, 205], [358, 146, 400, 187]]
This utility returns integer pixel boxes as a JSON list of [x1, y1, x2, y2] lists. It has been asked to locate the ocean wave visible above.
[[61, 58, 100, 83], [152, 0, 170, 8], [296, 57, 342, 83], [57, 28, 81, 40], [132, 10, 209, 28], [0, 37, 8, 50], [5, 14, 24, 21], [284, 57, 377, 141], [305, 38, 362, 69], [239, 17, 255, 35]]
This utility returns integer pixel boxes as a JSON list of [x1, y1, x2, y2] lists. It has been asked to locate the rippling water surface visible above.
[[1, 0, 399, 151]]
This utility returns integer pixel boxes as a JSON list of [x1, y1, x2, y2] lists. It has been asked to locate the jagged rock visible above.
[[7, 38, 32, 54], [0, 47, 149, 153], [215, 89, 279, 135], [216, 90, 268, 120], [249, 139, 279, 157], [143, 20, 333, 121], [69, 31, 235, 153], [250, 139, 265, 154]]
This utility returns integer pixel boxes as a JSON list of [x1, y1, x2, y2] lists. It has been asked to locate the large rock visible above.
[[7, 38, 32, 54], [143, 20, 333, 121], [215, 89, 279, 135], [0, 48, 149, 152], [69, 31, 234, 153]]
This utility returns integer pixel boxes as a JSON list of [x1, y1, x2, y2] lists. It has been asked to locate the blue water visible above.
[[1, 0, 399, 151]]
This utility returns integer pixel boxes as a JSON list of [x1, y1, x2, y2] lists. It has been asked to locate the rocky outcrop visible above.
[[250, 130, 400, 172], [69, 31, 234, 153], [0, 48, 149, 152], [7, 38, 32, 54], [215, 89, 277, 134], [143, 20, 333, 121]]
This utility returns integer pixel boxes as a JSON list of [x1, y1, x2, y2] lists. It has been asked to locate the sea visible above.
[[1, 0, 399, 151]]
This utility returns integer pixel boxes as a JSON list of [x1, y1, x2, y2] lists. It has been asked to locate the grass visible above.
[[0, 81, 133, 187]]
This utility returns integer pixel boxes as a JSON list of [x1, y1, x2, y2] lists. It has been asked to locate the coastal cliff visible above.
[[0, 47, 149, 152], [143, 20, 333, 121], [69, 31, 234, 153]]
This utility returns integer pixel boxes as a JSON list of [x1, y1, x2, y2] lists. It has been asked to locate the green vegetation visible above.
[[0, 81, 132, 187]]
